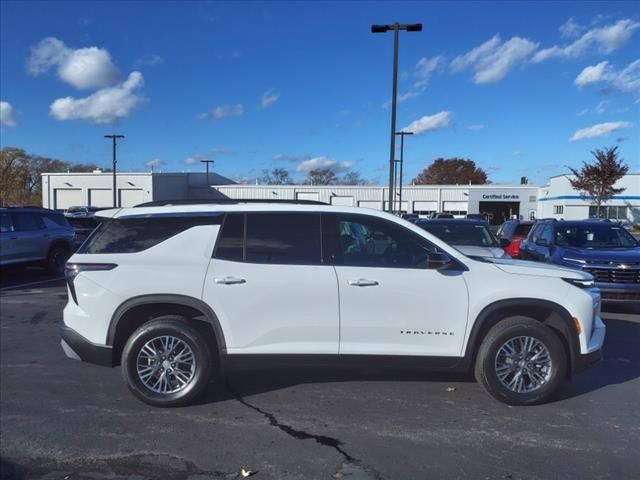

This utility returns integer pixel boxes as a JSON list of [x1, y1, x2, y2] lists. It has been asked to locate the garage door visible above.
[[330, 196, 353, 206], [443, 201, 468, 215], [358, 201, 383, 210], [119, 189, 145, 207], [88, 189, 112, 207], [54, 189, 82, 210], [413, 201, 437, 214], [296, 192, 320, 202]]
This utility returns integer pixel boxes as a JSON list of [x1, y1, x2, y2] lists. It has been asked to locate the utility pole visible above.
[[395, 131, 413, 214], [104, 134, 125, 208], [200, 159, 215, 186], [371, 22, 422, 213]]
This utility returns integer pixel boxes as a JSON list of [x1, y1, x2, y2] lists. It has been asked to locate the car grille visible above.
[[600, 291, 640, 302], [584, 267, 640, 284]]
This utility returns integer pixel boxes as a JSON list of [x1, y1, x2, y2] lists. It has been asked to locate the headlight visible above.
[[562, 257, 587, 264], [562, 277, 595, 289]]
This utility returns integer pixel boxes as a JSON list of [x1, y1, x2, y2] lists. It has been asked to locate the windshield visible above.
[[66, 207, 86, 213], [418, 222, 498, 247], [555, 224, 638, 249]]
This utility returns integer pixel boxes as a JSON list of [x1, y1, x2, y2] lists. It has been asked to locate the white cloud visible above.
[[0, 101, 17, 127], [414, 56, 442, 88], [402, 111, 453, 135], [467, 124, 484, 131], [295, 156, 354, 174], [146, 158, 165, 169], [574, 61, 608, 86], [569, 121, 632, 141], [533, 19, 640, 63], [200, 104, 243, 120], [27, 37, 120, 89], [261, 89, 279, 108], [595, 101, 606, 114], [450, 35, 538, 84], [574, 59, 640, 98], [383, 55, 442, 107], [133, 54, 164, 68], [576, 108, 589, 116], [560, 18, 584, 38], [49, 71, 144, 124]]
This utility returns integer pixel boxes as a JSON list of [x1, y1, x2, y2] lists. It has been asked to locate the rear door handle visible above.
[[347, 278, 379, 287], [214, 276, 246, 285]]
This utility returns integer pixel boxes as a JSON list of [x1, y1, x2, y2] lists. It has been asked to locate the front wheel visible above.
[[121, 317, 213, 407], [475, 316, 567, 405]]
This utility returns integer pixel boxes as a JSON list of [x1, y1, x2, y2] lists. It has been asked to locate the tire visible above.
[[474, 316, 567, 406], [121, 316, 213, 407], [45, 244, 70, 274]]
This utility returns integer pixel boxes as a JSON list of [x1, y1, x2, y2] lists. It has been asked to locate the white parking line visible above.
[[0, 277, 65, 292]]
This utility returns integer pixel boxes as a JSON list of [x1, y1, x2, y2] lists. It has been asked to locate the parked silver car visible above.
[[415, 219, 511, 259], [0, 208, 75, 273]]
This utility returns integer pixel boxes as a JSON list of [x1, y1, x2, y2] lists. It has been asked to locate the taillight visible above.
[[65, 263, 117, 305]]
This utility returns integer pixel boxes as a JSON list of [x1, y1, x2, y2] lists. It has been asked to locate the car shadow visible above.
[[559, 317, 640, 400], [198, 367, 474, 406], [196, 317, 640, 406]]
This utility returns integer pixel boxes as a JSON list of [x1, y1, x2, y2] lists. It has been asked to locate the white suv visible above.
[[61, 201, 605, 407]]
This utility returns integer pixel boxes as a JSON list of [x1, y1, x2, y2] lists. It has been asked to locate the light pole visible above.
[[200, 159, 214, 186], [371, 22, 422, 213], [104, 134, 124, 208], [395, 131, 413, 214]]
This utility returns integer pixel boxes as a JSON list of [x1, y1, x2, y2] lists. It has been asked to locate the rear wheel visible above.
[[45, 244, 69, 274], [121, 316, 213, 407], [475, 316, 567, 405]]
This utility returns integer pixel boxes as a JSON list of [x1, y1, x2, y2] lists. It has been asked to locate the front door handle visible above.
[[347, 278, 379, 287], [214, 276, 246, 285]]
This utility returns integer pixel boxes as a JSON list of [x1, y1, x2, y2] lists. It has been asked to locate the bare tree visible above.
[[304, 168, 338, 185], [258, 167, 294, 185], [340, 171, 368, 185], [568, 146, 628, 217]]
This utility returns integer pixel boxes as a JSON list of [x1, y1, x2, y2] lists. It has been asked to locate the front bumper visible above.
[[597, 283, 640, 303], [60, 326, 114, 367]]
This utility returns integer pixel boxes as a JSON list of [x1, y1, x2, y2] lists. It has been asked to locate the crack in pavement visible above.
[[225, 380, 382, 479]]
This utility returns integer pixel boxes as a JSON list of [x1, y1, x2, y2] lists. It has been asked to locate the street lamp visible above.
[[395, 131, 413, 213], [371, 22, 422, 213], [200, 159, 214, 186], [104, 134, 125, 208]]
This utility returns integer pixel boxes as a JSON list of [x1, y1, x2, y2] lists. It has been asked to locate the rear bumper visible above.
[[60, 326, 114, 367]]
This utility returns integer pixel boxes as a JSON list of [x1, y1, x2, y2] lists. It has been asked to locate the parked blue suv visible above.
[[520, 219, 640, 304]]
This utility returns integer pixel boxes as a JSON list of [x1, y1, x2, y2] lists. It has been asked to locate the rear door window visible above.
[[13, 213, 46, 231], [245, 213, 321, 265], [214, 213, 245, 262]]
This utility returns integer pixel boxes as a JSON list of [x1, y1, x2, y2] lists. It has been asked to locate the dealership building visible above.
[[41, 171, 639, 225]]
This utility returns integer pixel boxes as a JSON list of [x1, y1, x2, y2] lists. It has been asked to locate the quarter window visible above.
[[245, 213, 321, 265], [336, 214, 434, 268], [1, 212, 14, 233], [81, 214, 221, 254]]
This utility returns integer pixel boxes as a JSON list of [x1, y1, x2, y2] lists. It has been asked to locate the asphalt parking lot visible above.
[[1, 269, 639, 480]]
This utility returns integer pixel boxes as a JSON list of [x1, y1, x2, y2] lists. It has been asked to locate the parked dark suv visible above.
[[0, 207, 75, 273], [520, 219, 640, 303]]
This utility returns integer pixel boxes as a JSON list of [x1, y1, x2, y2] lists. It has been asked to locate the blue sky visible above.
[[1, 1, 638, 185]]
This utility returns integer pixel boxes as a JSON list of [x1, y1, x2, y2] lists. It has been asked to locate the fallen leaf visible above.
[[446, 387, 456, 392], [241, 468, 254, 478]]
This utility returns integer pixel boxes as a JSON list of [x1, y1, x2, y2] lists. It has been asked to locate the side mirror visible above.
[[499, 237, 511, 249], [535, 238, 549, 248], [427, 252, 451, 270]]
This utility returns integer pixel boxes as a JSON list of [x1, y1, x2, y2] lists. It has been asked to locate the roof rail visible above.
[[134, 198, 329, 207]]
